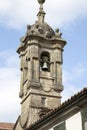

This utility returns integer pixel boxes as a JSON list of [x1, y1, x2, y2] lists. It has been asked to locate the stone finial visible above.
[[55, 28, 62, 38], [27, 25, 31, 30], [37, 0, 46, 5], [37, 0, 46, 23]]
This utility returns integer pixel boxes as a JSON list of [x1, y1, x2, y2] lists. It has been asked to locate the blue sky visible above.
[[0, 0, 87, 123]]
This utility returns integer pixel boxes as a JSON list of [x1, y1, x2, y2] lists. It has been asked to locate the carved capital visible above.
[[54, 84, 63, 91]]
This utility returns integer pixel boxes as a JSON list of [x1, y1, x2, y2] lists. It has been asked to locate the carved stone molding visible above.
[[27, 80, 41, 89]]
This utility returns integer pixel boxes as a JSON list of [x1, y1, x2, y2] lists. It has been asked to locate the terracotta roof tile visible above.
[[0, 122, 14, 130]]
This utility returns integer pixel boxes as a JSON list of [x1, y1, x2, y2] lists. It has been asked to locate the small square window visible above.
[[41, 97, 46, 107]]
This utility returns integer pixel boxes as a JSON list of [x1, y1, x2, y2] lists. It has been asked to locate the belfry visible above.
[[14, 0, 66, 129]]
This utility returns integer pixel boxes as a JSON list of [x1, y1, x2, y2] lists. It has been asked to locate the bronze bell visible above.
[[42, 62, 48, 71]]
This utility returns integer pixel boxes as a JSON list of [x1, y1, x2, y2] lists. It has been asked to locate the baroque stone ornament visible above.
[[15, 0, 67, 129], [37, 0, 46, 5]]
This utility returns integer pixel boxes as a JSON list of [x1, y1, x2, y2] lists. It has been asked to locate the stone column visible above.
[[57, 63, 62, 85], [33, 58, 40, 81], [54, 61, 57, 85], [19, 55, 24, 98]]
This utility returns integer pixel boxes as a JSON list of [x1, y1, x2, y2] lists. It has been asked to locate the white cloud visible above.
[[0, 0, 87, 29], [0, 50, 20, 122], [0, 0, 87, 123], [63, 64, 86, 82], [45, 0, 87, 27], [0, 50, 19, 67], [0, 0, 38, 29], [62, 64, 87, 102]]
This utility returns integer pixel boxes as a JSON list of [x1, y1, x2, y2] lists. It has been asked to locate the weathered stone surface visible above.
[[14, 0, 66, 130], [26, 21, 55, 38]]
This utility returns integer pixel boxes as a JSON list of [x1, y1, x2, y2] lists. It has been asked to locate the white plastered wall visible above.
[[49, 112, 83, 130], [66, 112, 82, 130]]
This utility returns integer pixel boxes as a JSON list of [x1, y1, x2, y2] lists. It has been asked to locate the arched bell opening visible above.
[[40, 52, 50, 72]]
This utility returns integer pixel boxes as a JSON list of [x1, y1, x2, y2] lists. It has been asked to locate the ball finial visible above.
[[37, 0, 46, 5]]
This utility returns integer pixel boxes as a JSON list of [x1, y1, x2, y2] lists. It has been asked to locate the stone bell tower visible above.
[[15, 0, 66, 129]]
